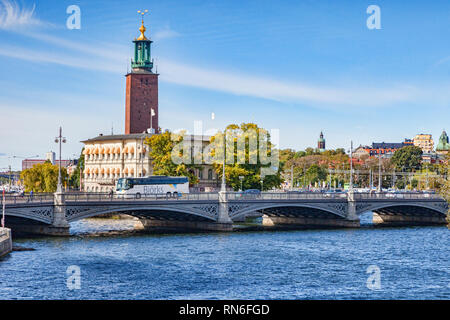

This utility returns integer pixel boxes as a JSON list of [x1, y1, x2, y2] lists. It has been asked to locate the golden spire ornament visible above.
[[136, 9, 149, 40]]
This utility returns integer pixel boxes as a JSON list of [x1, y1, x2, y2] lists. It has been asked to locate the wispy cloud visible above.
[[0, 34, 444, 109], [0, 44, 124, 73], [153, 26, 181, 41], [0, 2, 448, 110], [435, 55, 450, 66], [0, 0, 44, 30], [158, 59, 420, 107]]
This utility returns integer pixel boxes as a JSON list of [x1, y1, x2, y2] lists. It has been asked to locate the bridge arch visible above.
[[355, 202, 448, 216], [229, 202, 348, 221], [65, 204, 218, 223], [5, 206, 54, 224]]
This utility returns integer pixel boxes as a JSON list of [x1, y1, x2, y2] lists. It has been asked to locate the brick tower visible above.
[[125, 16, 159, 134]]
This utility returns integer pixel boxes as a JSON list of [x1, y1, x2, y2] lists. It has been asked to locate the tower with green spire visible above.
[[317, 131, 326, 152], [436, 130, 450, 155], [131, 14, 154, 71], [125, 10, 159, 135]]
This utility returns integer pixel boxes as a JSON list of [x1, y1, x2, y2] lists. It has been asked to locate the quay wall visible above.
[[0, 228, 12, 258]]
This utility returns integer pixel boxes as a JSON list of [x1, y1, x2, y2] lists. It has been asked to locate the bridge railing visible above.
[[351, 192, 444, 201], [228, 192, 349, 201], [63, 192, 220, 202], [0, 193, 54, 205]]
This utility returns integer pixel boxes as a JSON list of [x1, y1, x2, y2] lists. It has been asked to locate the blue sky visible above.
[[0, 0, 449, 170]]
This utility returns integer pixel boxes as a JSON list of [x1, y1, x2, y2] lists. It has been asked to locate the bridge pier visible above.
[[262, 215, 360, 229], [139, 218, 233, 232], [50, 191, 70, 236], [373, 213, 447, 226], [346, 191, 360, 225], [138, 190, 234, 233], [0, 228, 12, 258]]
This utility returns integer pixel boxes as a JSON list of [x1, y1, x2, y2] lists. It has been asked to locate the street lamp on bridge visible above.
[[220, 131, 227, 192], [55, 127, 66, 193], [239, 175, 244, 191]]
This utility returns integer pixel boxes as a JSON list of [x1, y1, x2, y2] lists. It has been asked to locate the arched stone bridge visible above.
[[1, 191, 447, 235]]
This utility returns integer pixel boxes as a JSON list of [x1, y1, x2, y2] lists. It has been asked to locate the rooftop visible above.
[[81, 133, 212, 143]]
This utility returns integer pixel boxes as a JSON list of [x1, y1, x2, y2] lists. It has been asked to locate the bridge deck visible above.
[[1, 191, 445, 206]]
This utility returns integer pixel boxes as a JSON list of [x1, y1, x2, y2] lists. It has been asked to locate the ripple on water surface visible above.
[[0, 218, 449, 299]]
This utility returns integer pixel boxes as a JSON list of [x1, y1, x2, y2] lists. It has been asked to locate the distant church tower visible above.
[[125, 13, 159, 134], [318, 131, 326, 152]]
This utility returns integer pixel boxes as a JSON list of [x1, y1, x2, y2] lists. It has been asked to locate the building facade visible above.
[[82, 134, 219, 192], [82, 134, 152, 192], [413, 134, 434, 153], [22, 152, 76, 171], [354, 139, 413, 159]]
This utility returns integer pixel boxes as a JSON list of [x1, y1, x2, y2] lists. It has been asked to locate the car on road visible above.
[[236, 189, 262, 199]]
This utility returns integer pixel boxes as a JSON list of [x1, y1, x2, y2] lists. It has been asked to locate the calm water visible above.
[[0, 216, 449, 300]]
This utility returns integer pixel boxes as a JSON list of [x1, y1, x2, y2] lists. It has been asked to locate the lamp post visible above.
[[220, 131, 227, 192], [378, 150, 382, 192], [55, 127, 66, 193], [349, 140, 354, 191], [239, 175, 244, 191], [260, 178, 264, 191], [290, 165, 294, 191]]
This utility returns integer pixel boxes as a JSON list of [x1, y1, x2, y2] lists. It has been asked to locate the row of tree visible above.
[[20, 150, 84, 193], [145, 123, 283, 191], [19, 123, 449, 199]]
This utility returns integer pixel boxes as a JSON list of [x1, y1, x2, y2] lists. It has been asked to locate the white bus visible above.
[[116, 176, 189, 198]]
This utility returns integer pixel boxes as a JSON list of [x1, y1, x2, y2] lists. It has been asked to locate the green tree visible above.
[[20, 162, 68, 192], [439, 156, 450, 201], [391, 146, 423, 171], [144, 130, 199, 184], [305, 164, 327, 186], [210, 123, 283, 191], [279, 148, 296, 168]]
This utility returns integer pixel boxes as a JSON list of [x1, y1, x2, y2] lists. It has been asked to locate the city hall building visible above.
[[82, 19, 218, 192]]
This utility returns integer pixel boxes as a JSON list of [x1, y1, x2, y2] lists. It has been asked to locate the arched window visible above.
[[208, 169, 213, 180]]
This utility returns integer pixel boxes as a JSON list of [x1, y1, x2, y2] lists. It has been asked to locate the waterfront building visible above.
[[436, 130, 450, 155], [353, 146, 370, 158], [22, 152, 76, 171], [413, 134, 434, 154], [82, 134, 219, 192], [317, 132, 326, 152], [353, 139, 413, 159]]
